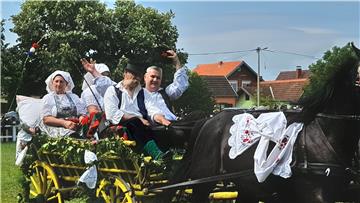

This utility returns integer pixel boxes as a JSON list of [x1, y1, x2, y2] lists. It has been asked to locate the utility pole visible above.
[[256, 47, 268, 107]]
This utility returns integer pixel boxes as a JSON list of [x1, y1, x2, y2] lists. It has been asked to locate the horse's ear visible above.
[[351, 42, 360, 58]]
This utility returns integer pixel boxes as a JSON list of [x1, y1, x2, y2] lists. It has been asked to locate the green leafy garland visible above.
[[18, 133, 185, 202], [18, 133, 145, 202]]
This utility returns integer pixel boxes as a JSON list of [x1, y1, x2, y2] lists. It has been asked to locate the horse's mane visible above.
[[298, 43, 359, 123]]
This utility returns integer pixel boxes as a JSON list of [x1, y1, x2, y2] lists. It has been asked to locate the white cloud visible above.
[[288, 26, 338, 35]]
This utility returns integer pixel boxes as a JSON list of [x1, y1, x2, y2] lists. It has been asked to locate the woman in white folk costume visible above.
[[40, 70, 86, 138]]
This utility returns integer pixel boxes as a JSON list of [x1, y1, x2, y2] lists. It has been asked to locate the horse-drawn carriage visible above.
[[9, 42, 360, 203], [20, 128, 240, 203]]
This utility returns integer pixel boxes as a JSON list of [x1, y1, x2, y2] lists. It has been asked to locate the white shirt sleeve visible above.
[[94, 76, 116, 97], [81, 86, 102, 109], [104, 86, 124, 125], [165, 67, 189, 100], [41, 94, 56, 118]]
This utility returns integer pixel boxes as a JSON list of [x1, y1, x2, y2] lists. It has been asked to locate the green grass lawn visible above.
[[0, 142, 86, 203], [1, 142, 22, 203]]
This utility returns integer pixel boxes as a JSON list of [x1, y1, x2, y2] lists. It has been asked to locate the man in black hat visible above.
[[103, 61, 171, 161]]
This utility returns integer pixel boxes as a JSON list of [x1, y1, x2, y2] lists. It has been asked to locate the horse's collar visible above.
[[316, 113, 360, 120]]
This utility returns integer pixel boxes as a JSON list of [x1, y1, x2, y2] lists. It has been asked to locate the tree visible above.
[[298, 42, 358, 118], [7, 0, 179, 96], [2, 0, 214, 114], [173, 71, 215, 116], [302, 42, 357, 98]]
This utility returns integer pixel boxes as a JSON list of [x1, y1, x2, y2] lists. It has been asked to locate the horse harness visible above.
[[294, 113, 360, 182], [316, 113, 360, 121]]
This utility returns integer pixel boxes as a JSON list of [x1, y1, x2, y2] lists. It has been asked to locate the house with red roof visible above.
[[193, 60, 260, 108], [239, 67, 310, 107], [193, 60, 310, 109]]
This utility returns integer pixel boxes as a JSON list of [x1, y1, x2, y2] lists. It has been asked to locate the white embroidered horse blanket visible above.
[[228, 112, 303, 182]]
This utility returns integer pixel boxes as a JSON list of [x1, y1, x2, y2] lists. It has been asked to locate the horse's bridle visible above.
[[316, 113, 360, 120]]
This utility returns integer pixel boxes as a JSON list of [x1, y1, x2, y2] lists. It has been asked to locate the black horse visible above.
[[181, 43, 360, 203]]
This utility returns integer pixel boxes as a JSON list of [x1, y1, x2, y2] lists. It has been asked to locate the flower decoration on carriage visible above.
[[26, 42, 40, 56]]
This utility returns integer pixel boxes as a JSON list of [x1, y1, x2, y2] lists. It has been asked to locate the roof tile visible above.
[[201, 76, 238, 97], [193, 61, 243, 76]]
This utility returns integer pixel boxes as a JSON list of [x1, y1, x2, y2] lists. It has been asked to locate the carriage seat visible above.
[[151, 120, 197, 150]]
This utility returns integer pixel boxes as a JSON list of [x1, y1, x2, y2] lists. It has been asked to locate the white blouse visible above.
[[81, 85, 104, 110], [41, 92, 86, 118]]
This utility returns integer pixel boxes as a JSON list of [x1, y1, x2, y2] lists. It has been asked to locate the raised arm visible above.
[[163, 50, 189, 100], [81, 58, 102, 78]]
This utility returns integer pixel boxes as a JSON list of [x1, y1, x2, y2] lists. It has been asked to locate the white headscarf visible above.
[[45, 70, 75, 93], [81, 63, 110, 91]]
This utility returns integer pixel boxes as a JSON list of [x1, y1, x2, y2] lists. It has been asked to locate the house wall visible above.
[[227, 64, 257, 91], [214, 97, 237, 106], [236, 94, 255, 109]]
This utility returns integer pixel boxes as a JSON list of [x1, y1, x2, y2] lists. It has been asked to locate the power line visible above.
[[187, 48, 320, 60], [188, 49, 256, 56], [264, 49, 320, 60]]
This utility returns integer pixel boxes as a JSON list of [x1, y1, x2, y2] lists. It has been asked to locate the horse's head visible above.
[[352, 42, 360, 87]]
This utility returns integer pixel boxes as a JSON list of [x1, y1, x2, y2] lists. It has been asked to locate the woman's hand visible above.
[[81, 58, 101, 77], [63, 120, 78, 130]]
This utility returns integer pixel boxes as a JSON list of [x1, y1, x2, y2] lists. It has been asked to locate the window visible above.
[[242, 80, 251, 87], [229, 80, 238, 92], [245, 94, 250, 100]]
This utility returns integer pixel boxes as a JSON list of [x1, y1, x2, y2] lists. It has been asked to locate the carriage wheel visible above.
[[97, 178, 135, 203], [29, 160, 63, 203]]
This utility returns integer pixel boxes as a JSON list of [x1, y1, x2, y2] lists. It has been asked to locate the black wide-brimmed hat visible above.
[[125, 62, 146, 77]]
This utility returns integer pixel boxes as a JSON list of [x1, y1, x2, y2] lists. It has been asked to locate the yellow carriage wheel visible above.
[[29, 160, 63, 203], [97, 178, 135, 203]]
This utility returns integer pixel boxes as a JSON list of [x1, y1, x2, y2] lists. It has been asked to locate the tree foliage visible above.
[[302, 43, 358, 98], [2, 0, 214, 114], [173, 72, 215, 116], [6, 0, 179, 93]]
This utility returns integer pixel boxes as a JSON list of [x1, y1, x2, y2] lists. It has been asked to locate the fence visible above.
[[1, 125, 18, 142]]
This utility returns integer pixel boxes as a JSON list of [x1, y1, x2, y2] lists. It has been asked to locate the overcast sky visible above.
[[2, 1, 359, 80]]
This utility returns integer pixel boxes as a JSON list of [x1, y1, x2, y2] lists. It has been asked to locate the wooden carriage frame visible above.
[[26, 139, 173, 203], [26, 138, 240, 203]]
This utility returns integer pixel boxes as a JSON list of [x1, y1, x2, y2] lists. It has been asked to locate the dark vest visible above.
[[158, 88, 173, 113]]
